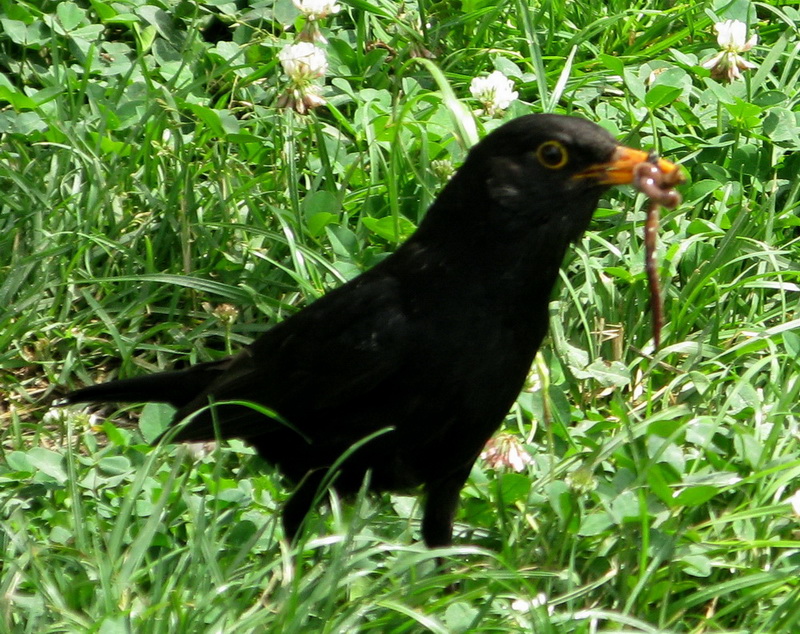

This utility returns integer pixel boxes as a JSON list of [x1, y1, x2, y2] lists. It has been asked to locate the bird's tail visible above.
[[59, 359, 232, 410]]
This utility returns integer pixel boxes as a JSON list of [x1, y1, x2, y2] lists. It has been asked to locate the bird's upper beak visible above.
[[574, 146, 683, 186]]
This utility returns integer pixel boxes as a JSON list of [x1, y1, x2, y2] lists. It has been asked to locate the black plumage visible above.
[[62, 114, 680, 547]]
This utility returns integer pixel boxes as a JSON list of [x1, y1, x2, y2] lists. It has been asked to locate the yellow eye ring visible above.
[[536, 140, 568, 169]]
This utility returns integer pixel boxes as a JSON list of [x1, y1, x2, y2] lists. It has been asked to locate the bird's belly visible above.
[[265, 311, 547, 494], [349, 338, 539, 489]]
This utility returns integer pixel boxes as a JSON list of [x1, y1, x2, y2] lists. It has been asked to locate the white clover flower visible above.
[[293, 0, 340, 21], [511, 593, 550, 612], [431, 159, 454, 181], [701, 19, 758, 82], [279, 42, 328, 82], [294, 0, 339, 43], [277, 43, 328, 114], [469, 71, 518, 117], [480, 433, 532, 472], [790, 490, 800, 517], [42, 406, 100, 430], [714, 18, 757, 50], [277, 84, 326, 114], [42, 407, 72, 426]]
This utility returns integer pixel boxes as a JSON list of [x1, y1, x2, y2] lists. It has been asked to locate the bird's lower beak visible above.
[[575, 146, 682, 185]]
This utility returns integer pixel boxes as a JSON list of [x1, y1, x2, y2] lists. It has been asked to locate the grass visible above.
[[2, 0, 800, 631]]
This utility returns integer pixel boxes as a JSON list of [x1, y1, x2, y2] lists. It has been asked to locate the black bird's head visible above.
[[439, 113, 680, 244]]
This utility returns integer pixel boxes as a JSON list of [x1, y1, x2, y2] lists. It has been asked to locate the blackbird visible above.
[[62, 114, 681, 548]]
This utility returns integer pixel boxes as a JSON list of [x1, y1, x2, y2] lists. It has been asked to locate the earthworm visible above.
[[633, 154, 683, 349]]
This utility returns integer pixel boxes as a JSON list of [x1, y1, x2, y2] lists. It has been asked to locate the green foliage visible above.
[[2, 0, 800, 631]]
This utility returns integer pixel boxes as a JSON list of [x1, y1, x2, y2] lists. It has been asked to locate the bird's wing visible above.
[[171, 273, 411, 442]]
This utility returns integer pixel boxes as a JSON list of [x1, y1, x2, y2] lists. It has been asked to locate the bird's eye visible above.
[[536, 140, 568, 169]]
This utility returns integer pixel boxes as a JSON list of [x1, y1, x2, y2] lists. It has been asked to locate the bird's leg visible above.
[[283, 470, 327, 543], [423, 467, 472, 592], [422, 467, 472, 548]]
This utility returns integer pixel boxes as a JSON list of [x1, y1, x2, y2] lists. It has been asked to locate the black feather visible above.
[[62, 114, 631, 547]]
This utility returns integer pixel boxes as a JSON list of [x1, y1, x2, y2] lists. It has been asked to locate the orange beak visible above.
[[574, 146, 684, 186]]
